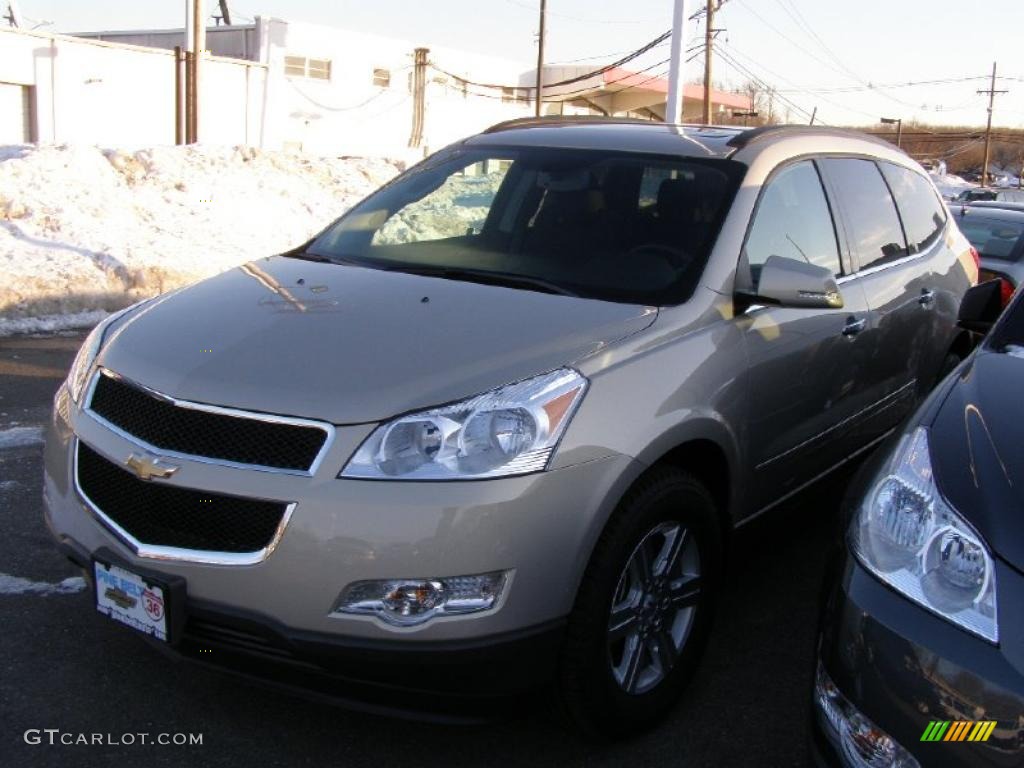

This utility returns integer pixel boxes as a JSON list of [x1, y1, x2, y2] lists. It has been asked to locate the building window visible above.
[[372, 68, 391, 88], [284, 56, 331, 81]]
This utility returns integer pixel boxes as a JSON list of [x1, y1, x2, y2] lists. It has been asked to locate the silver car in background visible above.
[[44, 119, 977, 736]]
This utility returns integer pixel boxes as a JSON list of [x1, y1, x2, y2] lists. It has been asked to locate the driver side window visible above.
[[745, 161, 842, 285]]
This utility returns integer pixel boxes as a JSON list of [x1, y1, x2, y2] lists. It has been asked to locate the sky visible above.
[[14, 0, 1024, 128]]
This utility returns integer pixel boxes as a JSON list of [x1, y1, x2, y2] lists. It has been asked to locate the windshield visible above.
[[958, 216, 1024, 261], [308, 147, 743, 305]]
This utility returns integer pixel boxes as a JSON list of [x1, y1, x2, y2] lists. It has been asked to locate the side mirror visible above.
[[748, 255, 844, 310], [958, 279, 1004, 334]]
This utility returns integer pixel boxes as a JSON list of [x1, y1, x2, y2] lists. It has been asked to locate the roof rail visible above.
[[483, 115, 657, 133], [726, 124, 899, 152]]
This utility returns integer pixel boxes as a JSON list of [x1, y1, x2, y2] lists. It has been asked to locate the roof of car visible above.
[[958, 200, 1024, 215], [467, 117, 899, 161], [955, 203, 1024, 221]]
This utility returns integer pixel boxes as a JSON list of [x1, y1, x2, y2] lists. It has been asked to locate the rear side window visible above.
[[745, 160, 841, 280], [820, 158, 907, 271], [957, 216, 1024, 261], [880, 163, 947, 254]]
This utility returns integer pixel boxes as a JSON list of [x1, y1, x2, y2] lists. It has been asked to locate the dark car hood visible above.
[[98, 257, 657, 423], [929, 349, 1024, 571]]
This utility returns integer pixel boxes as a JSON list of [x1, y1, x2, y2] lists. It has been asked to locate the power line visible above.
[[771, 76, 993, 95], [714, 47, 818, 123], [429, 29, 672, 93], [502, 0, 665, 24], [716, 40, 852, 121]]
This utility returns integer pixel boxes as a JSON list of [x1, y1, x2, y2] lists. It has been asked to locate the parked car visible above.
[[954, 204, 1024, 304], [812, 279, 1024, 767], [44, 119, 977, 736], [954, 187, 1024, 204], [958, 199, 1024, 214]]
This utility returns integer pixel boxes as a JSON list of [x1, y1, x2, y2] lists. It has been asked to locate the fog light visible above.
[[815, 661, 920, 768], [333, 571, 509, 626]]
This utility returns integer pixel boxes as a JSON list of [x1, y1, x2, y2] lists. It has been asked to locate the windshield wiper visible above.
[[385, 265, 579, 297], [281, 248, 334, 264], [283, 249, 377, 268]]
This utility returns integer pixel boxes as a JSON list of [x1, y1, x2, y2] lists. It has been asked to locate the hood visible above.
[[98, 256, 656, 423], [929, 350, 1024, 571]]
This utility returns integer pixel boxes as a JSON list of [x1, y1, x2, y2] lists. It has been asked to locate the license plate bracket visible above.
[[91, 547, 187, 646]]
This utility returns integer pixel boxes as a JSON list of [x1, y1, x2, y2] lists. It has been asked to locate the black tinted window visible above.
[[311, 148, 743, 305], [958, 216, 1024, 261], [745, 161, 841, 281], [821, 158, 907, 270], [880, 163, 946, 254]]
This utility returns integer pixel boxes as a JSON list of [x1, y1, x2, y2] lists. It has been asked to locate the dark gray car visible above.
[[44, 120, 977, 736], [813, 280, 1024, 767]]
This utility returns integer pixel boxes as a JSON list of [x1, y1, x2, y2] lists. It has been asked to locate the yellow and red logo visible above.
[[921, 721, 997, 742]]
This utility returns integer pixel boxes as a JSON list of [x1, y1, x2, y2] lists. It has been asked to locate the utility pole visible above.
[[808, 106, 817, 126], [977, 61, 1008, 188], [189, 0, 205, 143], [666, 0, 691, 123], [534, 0, 547, 117], [4, 1, 22, 26], [409, 48, 428, 149], [218, 0, 231, 25], [701, 1, 715, 125]]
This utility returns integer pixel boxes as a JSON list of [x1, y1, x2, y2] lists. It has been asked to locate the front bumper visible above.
[[44, 386, 640, 710], [814, 550, 1024, 767]]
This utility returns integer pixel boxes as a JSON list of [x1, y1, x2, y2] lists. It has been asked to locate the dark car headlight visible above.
[[850, 427, 998, 644]]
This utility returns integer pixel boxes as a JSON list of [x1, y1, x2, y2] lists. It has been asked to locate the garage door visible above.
[[0, 82, 33, 144]]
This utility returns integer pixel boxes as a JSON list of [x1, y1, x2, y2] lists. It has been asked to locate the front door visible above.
[[738, 160, 873, 509]]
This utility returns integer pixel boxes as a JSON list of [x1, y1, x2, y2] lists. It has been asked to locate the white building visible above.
[[0, 16, 750, 159]]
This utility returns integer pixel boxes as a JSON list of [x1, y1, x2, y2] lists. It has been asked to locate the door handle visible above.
[[842, 317, 867, 337], [919, 289, 936, 307]]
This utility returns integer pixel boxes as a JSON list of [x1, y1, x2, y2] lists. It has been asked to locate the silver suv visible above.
[[44, 120, 977, 736]]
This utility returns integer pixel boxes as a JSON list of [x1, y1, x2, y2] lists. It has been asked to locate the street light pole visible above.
[[665, 0, 691, 124], [534, 0, 547, 117], [880, 117, 902, 148]]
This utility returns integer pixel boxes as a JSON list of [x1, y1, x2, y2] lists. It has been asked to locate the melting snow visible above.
[[0, 425, 44, 448], [1, 144, 404, 335], [0, 573, 87, 595]]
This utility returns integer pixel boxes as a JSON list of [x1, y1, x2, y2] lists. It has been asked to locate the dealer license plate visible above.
[[93, 560, 169, 642]]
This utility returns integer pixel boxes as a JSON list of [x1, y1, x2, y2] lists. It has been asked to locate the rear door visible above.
[[739, 159, 874, 508], [819, 158, 943, 444]]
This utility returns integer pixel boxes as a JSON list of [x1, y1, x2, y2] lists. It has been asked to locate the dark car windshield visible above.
[[308, 147, 744, 305]]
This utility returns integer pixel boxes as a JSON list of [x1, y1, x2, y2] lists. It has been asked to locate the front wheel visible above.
[[557, 468, 722, 738]]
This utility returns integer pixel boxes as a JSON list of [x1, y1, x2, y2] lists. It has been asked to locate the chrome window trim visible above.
[[85, 368, 336, 477], [837, 250, 927, 284], [72, 439, 296, 566]]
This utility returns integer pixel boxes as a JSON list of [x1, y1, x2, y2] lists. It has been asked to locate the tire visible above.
[[557, 467, 723, 739]]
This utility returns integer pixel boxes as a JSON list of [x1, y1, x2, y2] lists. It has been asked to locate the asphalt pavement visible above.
[[0, 331, 849, 768]]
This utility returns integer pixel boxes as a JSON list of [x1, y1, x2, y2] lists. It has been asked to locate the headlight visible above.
[[340, 368, 587, 480], [66, 302, 148, 403], [850, 427, 998, 643]]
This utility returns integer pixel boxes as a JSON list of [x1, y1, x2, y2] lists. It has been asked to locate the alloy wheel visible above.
[[607, 520, 702, 695]]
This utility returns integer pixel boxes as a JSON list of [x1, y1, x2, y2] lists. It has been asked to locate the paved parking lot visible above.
[[0, 331, 851, 768]]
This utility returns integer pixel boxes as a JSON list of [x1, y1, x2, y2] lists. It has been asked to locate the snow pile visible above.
[[374, 171, 504, 244], [0, 144, 403, 334], [930, 171, 974, 202]]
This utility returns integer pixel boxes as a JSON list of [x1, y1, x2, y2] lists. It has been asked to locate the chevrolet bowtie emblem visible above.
[[125, 453, 179, 482]]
